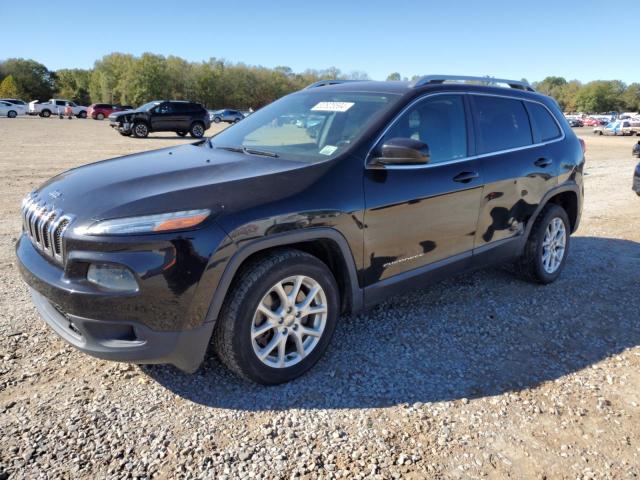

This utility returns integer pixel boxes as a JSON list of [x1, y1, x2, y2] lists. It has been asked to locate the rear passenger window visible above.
[[381, 94, 467, 164], [472, 96, 532, 154], [527, 102, 561, 142]]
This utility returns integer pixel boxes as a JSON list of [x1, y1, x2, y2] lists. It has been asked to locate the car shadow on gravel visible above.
[[142, 236, 640, 410]]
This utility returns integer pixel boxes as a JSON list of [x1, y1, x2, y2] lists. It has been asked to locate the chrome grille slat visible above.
[[20, 193, 72, 265]]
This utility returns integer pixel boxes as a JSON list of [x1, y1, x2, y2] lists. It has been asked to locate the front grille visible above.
[[21, 193, 73, 264]]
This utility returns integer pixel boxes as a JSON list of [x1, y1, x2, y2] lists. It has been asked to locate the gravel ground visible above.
[[1, 118, 639, 479]]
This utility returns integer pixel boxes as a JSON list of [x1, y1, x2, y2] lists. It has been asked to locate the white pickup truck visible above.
[[28, 99, 88, 118]]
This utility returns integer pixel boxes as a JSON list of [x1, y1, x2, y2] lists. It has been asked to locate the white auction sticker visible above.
[[311, 102, 354, 112], [319, 145, 338, 155]]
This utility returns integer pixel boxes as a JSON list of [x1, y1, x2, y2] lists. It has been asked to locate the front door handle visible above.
[[453, 171, 480, 183], [535, 157, 553, 168]]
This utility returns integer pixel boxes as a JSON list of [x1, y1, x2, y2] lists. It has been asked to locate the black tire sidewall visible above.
[[531, 205, 571, 283], [8, 111, 16, 118], [230, 257, 339, 384]]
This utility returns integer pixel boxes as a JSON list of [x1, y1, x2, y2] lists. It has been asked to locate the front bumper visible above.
[[30, 288, 213, 372]]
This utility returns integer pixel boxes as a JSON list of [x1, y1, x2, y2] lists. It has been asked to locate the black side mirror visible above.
[[369, 137, 430, 167]]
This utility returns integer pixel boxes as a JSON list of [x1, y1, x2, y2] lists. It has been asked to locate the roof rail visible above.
[[304, 79, 363, 89], [411, 75, 535, 92]]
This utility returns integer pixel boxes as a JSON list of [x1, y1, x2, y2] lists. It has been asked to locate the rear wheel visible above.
[[213, 117, 221, 123], [132, 122, 149, 138], [7, 110, 17, 118], [96, 113, 105, 120], [213, 249, 339, 384], [234, 117, 241, 123], [78, 111, 87, 119], [517, 204, 570, 284], [41, 109, 51, 118]]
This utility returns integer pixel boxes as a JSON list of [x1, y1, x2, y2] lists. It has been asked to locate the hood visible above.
[[32, 143, 326, 227], [109, 108, 146, 120]]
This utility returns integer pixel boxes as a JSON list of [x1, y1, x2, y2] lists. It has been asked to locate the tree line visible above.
[[0, 54, 368, 109], [0, 54, 638, 113]]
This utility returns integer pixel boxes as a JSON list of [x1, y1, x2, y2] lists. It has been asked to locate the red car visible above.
[[582, 117, 600, 127], [87, 103, 133, 120]]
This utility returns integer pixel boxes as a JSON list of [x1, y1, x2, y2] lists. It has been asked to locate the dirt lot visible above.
[[0, 118, 639, 479]]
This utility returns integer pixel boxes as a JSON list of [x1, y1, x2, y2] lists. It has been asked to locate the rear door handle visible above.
[[535, 157, 553, 168], [453, 171, 480, 183]]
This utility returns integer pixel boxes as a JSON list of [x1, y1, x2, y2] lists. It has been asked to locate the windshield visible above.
[[138, 101, 161, 111], [209, 91, 401, 161]]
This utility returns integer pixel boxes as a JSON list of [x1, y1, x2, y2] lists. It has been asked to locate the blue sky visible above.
[[1, 0, 639, 84]]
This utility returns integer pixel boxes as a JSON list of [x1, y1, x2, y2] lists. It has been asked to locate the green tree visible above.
[[0, 75, 20, 98], [124, 53, 170, 105], [89, 53, 135, 104], [386, 72, 401, 81], [0, 58, 55, 100], [575, 81, 625, 113], [621, 83, 640, 111], [55, 69, 91, 105]]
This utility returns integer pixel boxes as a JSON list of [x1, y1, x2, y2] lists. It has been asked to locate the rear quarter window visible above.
[[527, 102, 562, 142], [472, 96, 532, 154]]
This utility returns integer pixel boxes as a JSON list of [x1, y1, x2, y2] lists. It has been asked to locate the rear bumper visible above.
[[30, 287, 214, 372]]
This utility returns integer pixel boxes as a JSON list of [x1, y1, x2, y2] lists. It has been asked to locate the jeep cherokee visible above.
[[109, 100, 211, 138], [17, 75, 585, 384]]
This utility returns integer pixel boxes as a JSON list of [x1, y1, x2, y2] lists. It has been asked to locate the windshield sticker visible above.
[[311, 101, 354, 113], [319, 145, 338, 155]]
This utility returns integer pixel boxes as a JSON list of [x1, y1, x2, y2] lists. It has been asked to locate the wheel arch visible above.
[[523, 183, 581, 242], [204, 228, 363, 324]]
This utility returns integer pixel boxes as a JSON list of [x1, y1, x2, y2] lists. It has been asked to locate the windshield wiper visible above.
[[215, 145, 279, 158]]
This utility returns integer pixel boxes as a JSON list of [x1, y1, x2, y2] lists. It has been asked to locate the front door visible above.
[[363, 93, 484, 286]]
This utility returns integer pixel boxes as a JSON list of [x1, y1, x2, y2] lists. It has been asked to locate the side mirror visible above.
[[369, 137, 430, 167]]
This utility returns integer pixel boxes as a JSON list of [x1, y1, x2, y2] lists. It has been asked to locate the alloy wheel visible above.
[[251, 275, 328, 368], [541, 217, 566, 274]]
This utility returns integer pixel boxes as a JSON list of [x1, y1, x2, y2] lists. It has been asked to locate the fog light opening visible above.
[[87, 263, 139, 292]]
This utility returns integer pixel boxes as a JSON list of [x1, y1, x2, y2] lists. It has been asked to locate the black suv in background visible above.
[[109, 100, 211, 138], [17, 76, 584, 384]]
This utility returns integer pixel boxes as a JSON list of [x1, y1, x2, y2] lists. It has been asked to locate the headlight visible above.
[[76, 209, 210, 236]]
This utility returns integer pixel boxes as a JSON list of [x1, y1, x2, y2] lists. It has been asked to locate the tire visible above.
[[78, 111, 87, 119], [96, 113, 104, 120], [7, 110, 17, 118], [517, 204, 570, 284], [234, 117, 241, 123], [176, 131, 187, 137], [41, 109, 51, 118], [132, 122, 149, 138], [213, 117, 221, 123], [213, 249, 340, 384], [189, 122, 205, 138]]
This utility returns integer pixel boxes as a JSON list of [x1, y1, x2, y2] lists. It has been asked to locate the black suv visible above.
[[17, 76, 585, 384], [109, 100, 211, 138]]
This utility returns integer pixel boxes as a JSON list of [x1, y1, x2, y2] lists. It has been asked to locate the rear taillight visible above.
[[579, 138, 586, 154]]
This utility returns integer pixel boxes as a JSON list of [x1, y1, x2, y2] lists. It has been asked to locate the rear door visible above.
[[363, 93, 484, 286], [151, 102, 180, 131], [470, 94, 560, 250]]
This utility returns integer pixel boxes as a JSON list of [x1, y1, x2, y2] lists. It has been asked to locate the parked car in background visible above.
[[29, 99, 88, 118], [17, 75, 585, 384], [567, 118, 583, 127], [0, 98, 28, 109], [582, 117, 599, 127], [210, 109, 244, 123], [87, 104, 132, 120], [0, 100, 26, 117], [109, 100, 211, 138], [622, 119, 640, 136], [594, 121, 622, 135]]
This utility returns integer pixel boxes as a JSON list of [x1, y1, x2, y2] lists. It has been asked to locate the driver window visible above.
[[157, 103, 174, 114], [381, 94, 467, 164]]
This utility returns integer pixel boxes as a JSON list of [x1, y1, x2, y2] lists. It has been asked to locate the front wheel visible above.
[[78, 111, 87, 119], [190, 122, 205, 138], [517, 204, 570, 284], [96, 113, 104, 120], [7, 110, 17, 118], [132, 122, 149, 138], [213, 249, 339, 384], [213, 117, 221, 123]]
